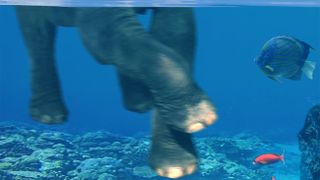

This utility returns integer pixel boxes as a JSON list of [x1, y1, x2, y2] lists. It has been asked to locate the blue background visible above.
[[0, 6, 319, 142]]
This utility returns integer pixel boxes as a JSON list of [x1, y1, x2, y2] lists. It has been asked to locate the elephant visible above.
[[15, 7, 217, 178]]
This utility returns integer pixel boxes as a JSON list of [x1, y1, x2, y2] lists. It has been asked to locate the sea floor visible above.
[[0, 122, 301, 180]]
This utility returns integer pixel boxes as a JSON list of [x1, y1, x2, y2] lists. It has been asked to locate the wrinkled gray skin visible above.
[[16, 7, 217, 178]]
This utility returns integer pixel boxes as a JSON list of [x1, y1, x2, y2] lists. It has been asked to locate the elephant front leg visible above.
[[150, 8, 196, 69], [78, 6, 217, 139], [116, 7, 197, 114], [16, 7, 68, 124], [148, 8, 200, 178], [117, 38, 217, 134], [78, 8, 217, 178], [150, 109, 197, 178]]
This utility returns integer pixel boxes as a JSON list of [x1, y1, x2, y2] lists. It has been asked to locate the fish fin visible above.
[[281, 149, 285, 165], [302, 61, 316, 80], [288, 70, 302, 80], [299, 39, 315, 50], [260, 160, 267, 164], [268, 76, 282, 83]]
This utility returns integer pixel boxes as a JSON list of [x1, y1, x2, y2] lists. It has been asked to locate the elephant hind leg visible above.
[[77, 8, 154, 113], [117, 73, 153, 113], [16, 7, 68, 124]]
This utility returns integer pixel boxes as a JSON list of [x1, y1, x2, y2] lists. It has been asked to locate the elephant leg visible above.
[[139, 10, 217, 135], [117, 72, 153, 113], [77, 8, 217, 133], [150, 8, 196, 69], [76, 8, 152, 113], [16, 7, 68, 124], [149, 109, 197, 178], [77, 8, 216, 178], [116, 8, 196, 114], [148, 8, 199, 178], [115, 7, 155, 114]]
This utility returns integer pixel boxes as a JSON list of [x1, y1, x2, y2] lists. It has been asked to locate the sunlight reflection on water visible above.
[[0, 0, 320, 7]]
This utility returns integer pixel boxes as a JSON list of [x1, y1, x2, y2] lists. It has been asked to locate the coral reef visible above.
[[298, 104, 320, 180], [0, 124, 299, 179]]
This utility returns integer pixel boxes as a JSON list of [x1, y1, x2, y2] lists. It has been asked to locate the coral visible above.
[[196, 136, 272, 179], [5, 170, 45, 179], [133, 166, 157, 178], [0, 134, 33, 158], [298, 104, 320, 180], [0, 124, 300, 179], [70, 157, 123, 179], [12, 155, 42, 171], [0, 162, 12, 170]]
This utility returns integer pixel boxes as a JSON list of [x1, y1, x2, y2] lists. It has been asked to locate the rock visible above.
[[0, 135, 33, 158], [298, 104, 320, 180], [6, 170, 45, 179], [37, 132, 74, 149], [0, 162, 13, 170], [13, 155, 41, 171], [98, 173, 116, 180], [71, 157, 123, 179], [0, 170, 13, 180], [0, 124, 296, 179], [195, 135, 274, 179], [133, 166, 157, 178], [73, 131, 124, 148]]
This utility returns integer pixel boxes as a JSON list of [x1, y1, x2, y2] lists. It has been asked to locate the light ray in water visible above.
[[0, 0, 320, 7]]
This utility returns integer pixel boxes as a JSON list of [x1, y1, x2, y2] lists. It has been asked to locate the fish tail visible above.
[[302, 61, 316, 80], [280, 149, 285, 165]]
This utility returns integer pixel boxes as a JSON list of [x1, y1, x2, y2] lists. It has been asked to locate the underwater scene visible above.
[[0, 3, 320, 180]]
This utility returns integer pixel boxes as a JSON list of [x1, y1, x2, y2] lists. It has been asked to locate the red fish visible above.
[[253, 151, 285, 165], [272, 176, 276, 180]]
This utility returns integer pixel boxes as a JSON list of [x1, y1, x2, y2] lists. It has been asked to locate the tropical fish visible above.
[[255, 36, 316, 82], [253, 151, 285, 165], [272, 176, 276, 180]]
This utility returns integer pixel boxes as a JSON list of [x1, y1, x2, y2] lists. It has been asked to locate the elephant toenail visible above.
[[156, 169, 165, 176], [206, 112, 217, 125], [187, 122, 204, 133], [41, 115, 52, 123], [186, 164, 196, 174], [167, 167, 183, 178]]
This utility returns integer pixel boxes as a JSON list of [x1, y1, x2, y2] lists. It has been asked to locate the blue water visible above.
[[0, 6, 319, 142]]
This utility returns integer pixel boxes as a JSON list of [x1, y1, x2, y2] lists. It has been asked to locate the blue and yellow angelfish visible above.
[[255, 36, 316, 82]]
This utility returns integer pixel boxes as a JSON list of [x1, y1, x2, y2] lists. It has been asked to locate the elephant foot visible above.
[[149, 116, 198, 178], [183, 99, 217, 133], [30, 99, 68, 124], [154, 162, 196, 179], [159, 95, 217, 133]]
